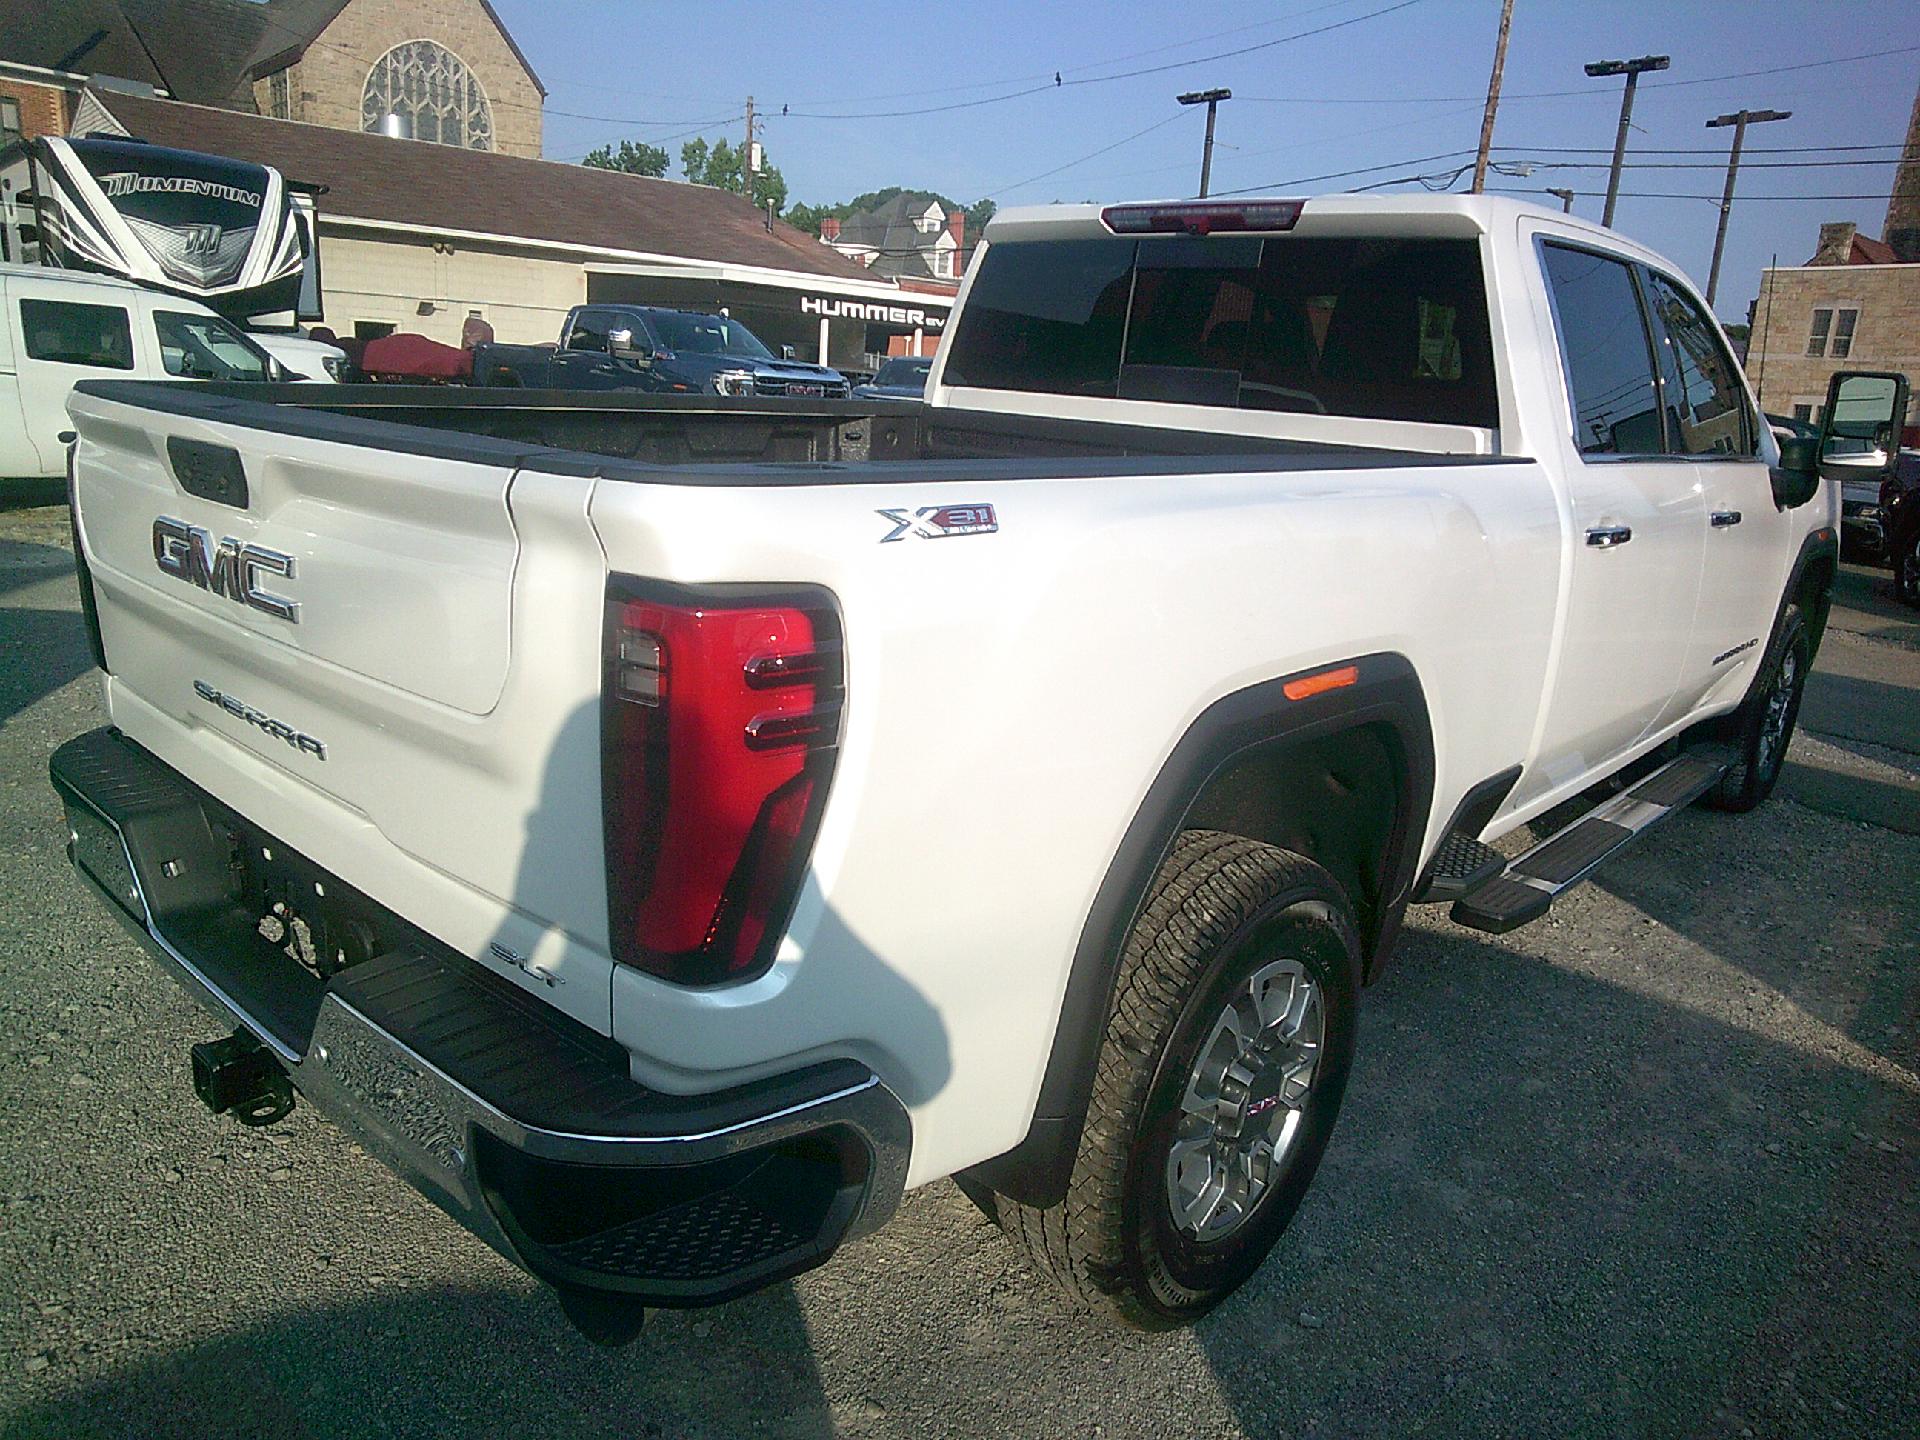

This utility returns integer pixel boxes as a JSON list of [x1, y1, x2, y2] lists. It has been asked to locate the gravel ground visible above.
[[1, 500, 1914, 1439]]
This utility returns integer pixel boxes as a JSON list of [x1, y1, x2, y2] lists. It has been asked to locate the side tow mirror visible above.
[[607, 328, 651, 366], [781, 344, 798, 361], [1817, 369, 1909, 481], [1771, 434, 1822, 509]]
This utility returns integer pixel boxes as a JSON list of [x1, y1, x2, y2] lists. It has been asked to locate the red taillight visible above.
[[602, 580, 842, 986], [1101, 200, 1303, 236]]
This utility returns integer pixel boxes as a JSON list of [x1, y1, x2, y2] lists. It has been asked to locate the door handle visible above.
[[1585, 525, 1634, 549], [1710, 510, 1743, 528]]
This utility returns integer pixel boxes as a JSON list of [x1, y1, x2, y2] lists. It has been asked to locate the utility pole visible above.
[[1704, 107, 1790, 305], [1584, 54, 1669, 227], [1471, 0, 1516, 193], [1546, 186, 1576, 213], [743, 96, 756, 201], [1178, 88, 1232, 197]]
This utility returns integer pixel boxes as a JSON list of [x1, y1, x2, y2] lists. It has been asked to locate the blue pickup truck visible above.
[[473, 304, 850, 397]]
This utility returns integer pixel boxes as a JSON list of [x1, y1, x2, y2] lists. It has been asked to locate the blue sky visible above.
[[498, 0, 1919, 322]]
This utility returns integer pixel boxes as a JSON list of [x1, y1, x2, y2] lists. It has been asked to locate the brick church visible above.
[[1, 0, 544, 157]]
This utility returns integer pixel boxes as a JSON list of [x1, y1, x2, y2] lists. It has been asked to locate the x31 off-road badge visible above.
[[877, 504, 998, 542]]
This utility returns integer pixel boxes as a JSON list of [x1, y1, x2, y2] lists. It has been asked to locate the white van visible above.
[[1, 262, 291, 482]]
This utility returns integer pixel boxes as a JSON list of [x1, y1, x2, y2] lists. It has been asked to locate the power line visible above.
[[778, 0, 1429, 120], [1494, 142, 1911, 156], [1213, 148, 1478, 196], [1231, 42, 1920, 106], [1523, 156, 1915, 170], [981, 108, 1196, 199], [1489, 187, 1897, 203], [1024, 98, 1487, 195], [772, 0, 1377, 107], [553, 115, 748, 164]]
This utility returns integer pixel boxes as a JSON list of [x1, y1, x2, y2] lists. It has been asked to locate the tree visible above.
[[681, 136, 788, 214], [580, 140, 669, 178], [965, 198, 996, 237]]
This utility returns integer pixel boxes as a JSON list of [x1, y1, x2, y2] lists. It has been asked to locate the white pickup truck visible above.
[[50, 196, 1901, 1342]]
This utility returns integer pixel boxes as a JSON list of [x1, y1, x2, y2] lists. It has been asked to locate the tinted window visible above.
[[155, 311, 273, 382], [875, 357, 932, 385], [647, 310, 773, 359], [566, 309, 613, 352], [945, 233, 1497, 427], [1643, 273, 1755, 456], [942, 238, 1135, 397], [20, 299, 135, 369], [1236, 236, 1494, 425], [1540, 244, 1662, 455]]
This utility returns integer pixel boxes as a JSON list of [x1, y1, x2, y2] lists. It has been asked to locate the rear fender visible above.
[[967, 653, 1435, 1207]]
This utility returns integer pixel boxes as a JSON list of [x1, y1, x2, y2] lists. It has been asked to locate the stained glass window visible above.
[[361, 41, 494, 151]]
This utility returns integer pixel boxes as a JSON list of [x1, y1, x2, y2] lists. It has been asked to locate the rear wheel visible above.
[[983, 832, 1360, 1328], [1705, 604, 1810, 812], [1895, 526, 1920, 610]]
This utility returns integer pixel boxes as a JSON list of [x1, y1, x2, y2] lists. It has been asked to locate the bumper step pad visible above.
[[1412, 831, 1508, 903], [1449, 745, 1734, 936]]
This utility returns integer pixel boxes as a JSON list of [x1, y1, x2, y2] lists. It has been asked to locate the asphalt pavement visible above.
[[1, 499, 1914, 1439]]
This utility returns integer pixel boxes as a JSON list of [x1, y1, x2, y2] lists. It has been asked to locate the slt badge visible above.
[[877, 504, 998, 542]]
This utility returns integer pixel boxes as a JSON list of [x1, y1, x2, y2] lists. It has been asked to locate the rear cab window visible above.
[[1538, 243, 1663, 456], [20, 298, 135, 370], [943, 231, 1498, 430]]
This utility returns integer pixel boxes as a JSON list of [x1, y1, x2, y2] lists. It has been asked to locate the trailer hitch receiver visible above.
[[190, 1031, 294, 1127]]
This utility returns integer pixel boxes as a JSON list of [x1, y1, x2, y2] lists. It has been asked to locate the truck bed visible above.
[[75, 380, 1517, 483]]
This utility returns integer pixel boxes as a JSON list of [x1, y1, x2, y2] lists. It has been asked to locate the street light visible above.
[[1178, 88, 1232, 198], [1546, 187, 1577, 213], [1704, 108, 1791, 306], [1584, 54, 1670, 227]]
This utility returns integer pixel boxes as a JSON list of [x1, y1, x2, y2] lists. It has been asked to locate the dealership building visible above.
[[57, 87, 954, 367]]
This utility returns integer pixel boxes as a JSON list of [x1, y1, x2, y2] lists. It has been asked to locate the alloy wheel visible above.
[[1165, 954, 1325, 1241], [1755, 643, 1800, 782]]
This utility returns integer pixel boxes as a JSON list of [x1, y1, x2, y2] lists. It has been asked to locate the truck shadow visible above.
[[0, 1281, 841, 1440], [10, 900, 1912, 1438], [1587, 800, 1920, 1061], [0, 608, 91, 726], [1189, 912, 1918, 1438], [490, 697, 952, 1106], [0, 480, 65, 513]]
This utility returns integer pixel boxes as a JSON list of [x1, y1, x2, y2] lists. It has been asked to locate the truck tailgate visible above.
[[73, 396, 517, 714], [66, 384, 616, 1030]]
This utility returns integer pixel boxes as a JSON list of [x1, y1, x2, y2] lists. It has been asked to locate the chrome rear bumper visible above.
[[51, 727, 910, 1309]]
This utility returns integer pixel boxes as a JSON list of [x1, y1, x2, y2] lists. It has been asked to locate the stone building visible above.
[[247, 0, 544, 159], [0, 0, 543, 157], [1745, 80, 1920, 424]]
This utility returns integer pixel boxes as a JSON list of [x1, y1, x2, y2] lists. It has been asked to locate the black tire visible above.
[[1895, 524, 1920, 610], [1704, 604, 1811, 812], [984, 831, 1361, 1328]]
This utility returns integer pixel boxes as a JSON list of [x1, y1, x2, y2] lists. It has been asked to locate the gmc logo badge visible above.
[[152, 516, 299, 623]]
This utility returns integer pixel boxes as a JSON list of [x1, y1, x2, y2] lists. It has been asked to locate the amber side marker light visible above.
[[1283, 665, 1360, 702]]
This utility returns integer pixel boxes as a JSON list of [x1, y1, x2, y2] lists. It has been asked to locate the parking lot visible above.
[[2, 493, 1914, 1439]]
